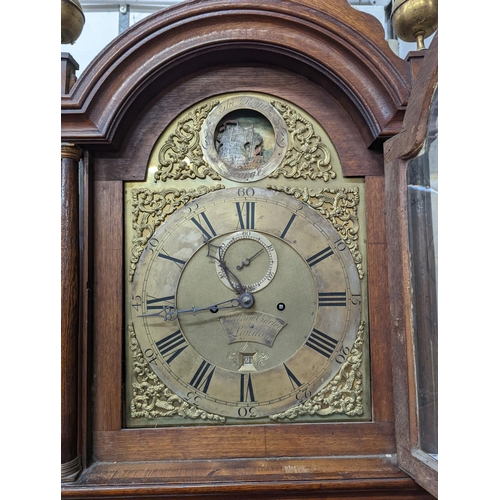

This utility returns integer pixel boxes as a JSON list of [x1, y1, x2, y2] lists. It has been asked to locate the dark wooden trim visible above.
[[92, 422, 395, 462], [62, 53, 79, 94], [62, 456, 435, 499], [91, 65, 385, 182], [61, 144, 83, 482], [93, 181, 123, 432], [365, 175, 394, 423], [79, 151, 94, 469], [61, 0, 411, 149], [63, 480, 434, 500], [406, 52, 426, 85]]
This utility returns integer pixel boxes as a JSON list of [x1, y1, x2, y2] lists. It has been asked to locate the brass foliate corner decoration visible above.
[[270, 322, 365, 420], [129, 321, 364, 423], [268, 185, 364, 279], [154, 100, 222, 182], [269, 101, 335, 181], [129, 323, 226, 422], [128, 184, 225, 281]]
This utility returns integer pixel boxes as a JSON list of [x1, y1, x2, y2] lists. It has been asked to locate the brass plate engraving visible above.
[[268, 185, 364, 278], [129, 322, 226, 422], [219, 311, 287, 347], [270, 322, 365, 420], [201, 96, 288, 182], [269, 101, 336, 181], [128, 184, 225, 281], [155, 100, 222, 182]]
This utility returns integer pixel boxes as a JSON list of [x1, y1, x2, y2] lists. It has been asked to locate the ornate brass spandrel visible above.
[[268, 185, 364, 279], [270, 322, 365, 421], [151, 93, 339, 184], [154, 100, 222, 182], [128, 184, 225, 281], [129, 323, 226, 422], [128, 321, 365, 422], [269, 101, 335, 182]]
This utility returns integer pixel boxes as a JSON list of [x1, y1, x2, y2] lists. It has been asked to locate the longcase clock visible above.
[[61, 1, 438, 498]]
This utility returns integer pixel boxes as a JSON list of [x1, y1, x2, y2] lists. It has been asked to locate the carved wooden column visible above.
[[61, 143, 82, 482]]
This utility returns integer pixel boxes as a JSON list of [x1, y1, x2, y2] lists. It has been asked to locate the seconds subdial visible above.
[[215, 231, 278, 293]]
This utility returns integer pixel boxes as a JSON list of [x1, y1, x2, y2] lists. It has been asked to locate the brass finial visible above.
[[61, 0, 85, 45], [391, 0, 438, 50]]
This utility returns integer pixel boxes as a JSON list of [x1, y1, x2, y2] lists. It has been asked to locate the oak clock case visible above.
[[124, 93, 369, 427]]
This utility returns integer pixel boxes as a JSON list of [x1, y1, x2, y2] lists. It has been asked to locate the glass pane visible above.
[[406, 87, 438, 460]]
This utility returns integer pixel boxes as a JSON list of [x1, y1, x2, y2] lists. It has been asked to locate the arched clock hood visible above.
[[61, 0, 412, 152]]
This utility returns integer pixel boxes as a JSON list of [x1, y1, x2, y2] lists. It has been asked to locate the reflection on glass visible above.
[[407, 87, 438, 460]]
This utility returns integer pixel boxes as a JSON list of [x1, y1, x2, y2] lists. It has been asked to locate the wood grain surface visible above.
[[384, 34, 438, 498]]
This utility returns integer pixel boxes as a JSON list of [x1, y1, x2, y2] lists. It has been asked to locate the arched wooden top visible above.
[[61, 0, 412, 149]]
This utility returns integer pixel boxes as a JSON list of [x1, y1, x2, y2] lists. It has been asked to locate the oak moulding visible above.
[[61, 0, 411, 150]]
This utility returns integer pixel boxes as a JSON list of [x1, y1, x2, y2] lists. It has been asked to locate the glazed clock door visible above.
[[385, 33, 438, 497]]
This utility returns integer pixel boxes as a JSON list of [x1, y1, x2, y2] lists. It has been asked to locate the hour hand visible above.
[[204, 238, 245, 294]]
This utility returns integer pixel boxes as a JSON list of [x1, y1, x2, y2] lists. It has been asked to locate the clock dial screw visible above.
[[240, 292, 255, 309]]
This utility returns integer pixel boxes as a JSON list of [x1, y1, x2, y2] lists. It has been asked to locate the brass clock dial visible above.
[[131, 187, 361, 419]]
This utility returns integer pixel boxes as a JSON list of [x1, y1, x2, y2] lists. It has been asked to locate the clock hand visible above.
[[138, 293, 254, 321], [176, 297, 241, 317], [236, 248, 265, 270], [137, 298, 239, 321], [218, 258, 245, 294], [205, 237, 245, 294]]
